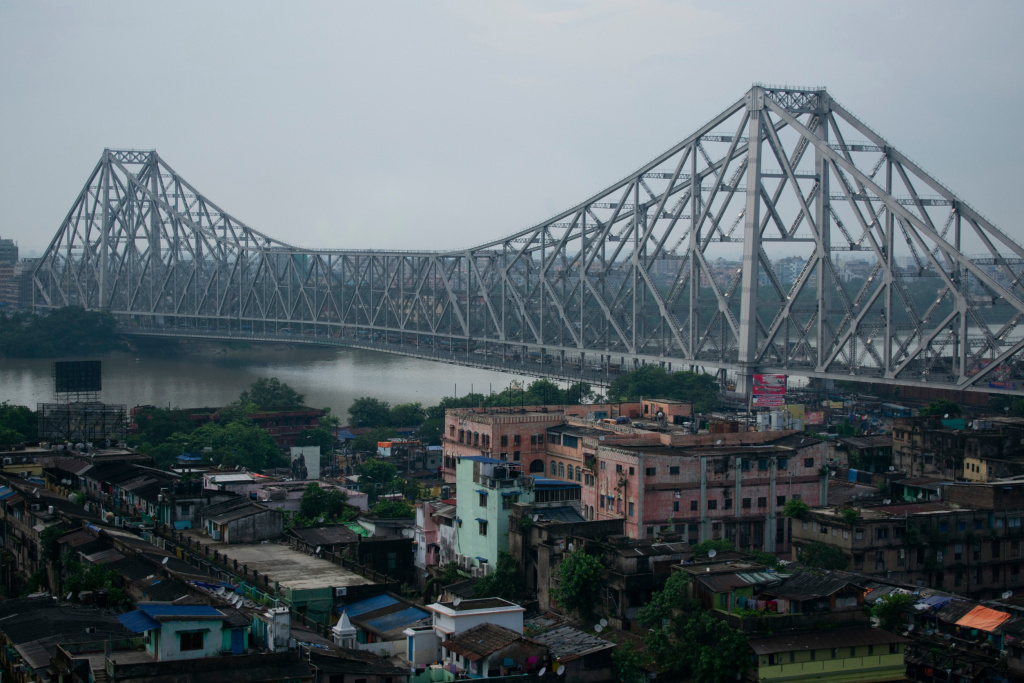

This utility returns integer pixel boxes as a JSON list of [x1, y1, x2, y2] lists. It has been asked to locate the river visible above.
[[0, 343, 548, 416]]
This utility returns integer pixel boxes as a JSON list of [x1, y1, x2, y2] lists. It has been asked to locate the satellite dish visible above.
[[716, 440, 722, 445], [883, 499, 892, 505], [317, 517, 325, 523], [907, 624, 915, 631], [594, 624, 603, 633], [600, 618, 607, 627], [532, 515, 540, 522], [162, 557, 169, 565], [888, 466, 895, 472], [944, 414, 949, 419], [66, 592, 72, 600], [708, 548, 718, 558], [557, 665, 565, 676], [538, 668, 546, 677], [315, 546, 322, 554], [1003, 591, 1014, 599], [568, 543, 574, 552], [453, 597, 462, 607]]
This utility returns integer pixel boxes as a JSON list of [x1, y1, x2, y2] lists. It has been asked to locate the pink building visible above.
[[585, 434, 827, 552], [441, 407, 566, 483]]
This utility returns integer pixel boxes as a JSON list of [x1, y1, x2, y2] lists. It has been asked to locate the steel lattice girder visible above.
[[32, 86, 1024, 395]]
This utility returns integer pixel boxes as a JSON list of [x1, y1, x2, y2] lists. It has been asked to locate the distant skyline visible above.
[[2, 1, 1022, 256]]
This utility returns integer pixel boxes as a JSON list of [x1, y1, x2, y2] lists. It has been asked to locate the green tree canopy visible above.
[[0, 402, 36, 445], [797, 541, 850, 570], [783, 498, 810, 519], [690, 539, 736, 557], [553, 550, 604, 618], [472, 550, 521, 602], [238, 377, 305, 410], [357, 458, 400, 502], [348, 397, 393, 428], [918, 399, 963, 418], [390, 402, 426, 427], [0, 307, 123, 358], [173, 420, 285, 471], [368, 499, 415, 519], [607, 366, 719, 412], [299, 482, 349, 520], [872, 592, 916, 632]]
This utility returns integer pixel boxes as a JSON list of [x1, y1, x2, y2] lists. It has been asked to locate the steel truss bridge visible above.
[[32, 86, 1024, 395]]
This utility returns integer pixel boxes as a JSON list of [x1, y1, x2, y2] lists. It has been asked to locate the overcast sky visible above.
[[2, 1, 1022, 256]]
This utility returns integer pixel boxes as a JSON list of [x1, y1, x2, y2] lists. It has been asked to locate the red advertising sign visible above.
[[752, 374, 787, 395], [752, 395, 785, 407]]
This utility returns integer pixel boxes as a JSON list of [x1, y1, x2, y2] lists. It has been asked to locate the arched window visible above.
[[530, 459, 545, 473], [550, 461, 558, 476], [558, 462, 565, 478], [473, 431, 479, 445], [575, 466, 582, 481]]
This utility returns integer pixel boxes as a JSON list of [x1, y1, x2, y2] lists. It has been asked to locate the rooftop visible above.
[[749, 627, 906, 655], [430, 597, 524, 615], [531, 626, 616, 661], [181, 531, 375, 591], [442, 623, 531, 662]]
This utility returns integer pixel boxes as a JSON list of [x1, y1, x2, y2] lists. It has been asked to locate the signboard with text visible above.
[[752, 374, 787, 395], [752, 395, 785, 407]]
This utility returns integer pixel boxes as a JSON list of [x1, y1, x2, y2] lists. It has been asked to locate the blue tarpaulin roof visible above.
[[0, 486, 14, 500], [364, 606, 429, 633], [118, 610, 161, 633], [918, 595, 953, 609], [337, 593, 400, 618], [173, 520, 193, 530]]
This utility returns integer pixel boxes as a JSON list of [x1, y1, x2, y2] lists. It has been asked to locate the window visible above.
[[600, 462, 606, 470], [478, 520, 488, 536], [669, 466, 680, 475], [558, 463, 565, 477], [741, 459, 751, 472], [758, 496, 767, 508], [673, 501, 679, 512], [778, 458, 788, 470], [1012, 518, 1023, 528], [600, 496, 605, 509], [459, 429, 465, 443], [777, 496, 786, 506], [867, 646, 874, 656], [628, 502, 634, 517], [479, 492, 487, 507], [708, 500, 718, 510], [629, 467, 635, 476], [742, 498, 751, 509], [889, 643, 900, 655], [855, 528, 864, 540], [449, 425, 455, 437], [957, 521, 966, 532], [550, 462, 557, 476], [513, 451, 520, 461], [387, 552, 397, 570], [690, 500, 698, 511], [616, 464, 623, 473], [849, 647, 856, 657], [724, 498, 733, 510], [502, 494, 520, 509], [831, 648, 838, 659], [575, 466, 582, 481], [501, 435, 509, 447], [514, 435, 521, 446], [180, 631, 205, 651], [876, 527, 889, 540], [645, 467, 656, 476], [939, 522, 947, 533], [804, 458, 814, 467], [758, 459, 769, 471]]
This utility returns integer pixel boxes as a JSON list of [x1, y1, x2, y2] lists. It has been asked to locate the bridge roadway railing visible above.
[[119, 327, 620, 388]]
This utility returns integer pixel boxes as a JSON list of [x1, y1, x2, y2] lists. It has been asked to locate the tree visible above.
[[472, 550, 521, 602], [750, 551, 781, 570], [390, 402, 426, 427], [841, 507, 860, 526], [524, 379, 564, 405], [553, 550, 604, 618], [238, 377, 305, 410], [174, 420, 284, 471], [606, 366, 720, 412], [368, 499, 414, 519], [348, 397, 393, 428], [299, 482, 349, 520], [0, 402, 36, 445], [872, 592, 916, 632], [797, 541, 850, 570], [611, 644, 646, 683], [352, 427, 397, 455], [641, 571, 748, 683], [691, 539, 735, 557], [783, 498, 810, 519], [918, 399, 962, 418], [357, 458, 399, 503]]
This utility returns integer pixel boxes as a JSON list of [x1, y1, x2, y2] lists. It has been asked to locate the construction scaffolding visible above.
[[37, 402, 127, 444]]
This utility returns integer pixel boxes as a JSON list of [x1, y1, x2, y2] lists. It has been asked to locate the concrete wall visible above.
[[225, 508, 284, 544]]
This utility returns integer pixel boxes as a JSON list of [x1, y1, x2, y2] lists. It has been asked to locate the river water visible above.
[[0, 344, 546, 416]]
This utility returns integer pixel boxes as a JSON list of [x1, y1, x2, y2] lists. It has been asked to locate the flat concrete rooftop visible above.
[[184, 532, 375, 591]]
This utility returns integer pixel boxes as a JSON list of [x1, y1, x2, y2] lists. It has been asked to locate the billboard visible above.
[[805, 411, 825, 425], [54, 360, 102, 393], [752, 374, 786, 395], [752, 395, 785, 407]]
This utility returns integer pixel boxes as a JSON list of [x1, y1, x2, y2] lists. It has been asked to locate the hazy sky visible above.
[[2, 1, 1022, 256]]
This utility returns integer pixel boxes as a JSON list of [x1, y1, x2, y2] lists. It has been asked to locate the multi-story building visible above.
[[792, 480, 1024, 599], [577, 435, 827, 549], [442, 407, 566, 482], [452, 456, 582, 572], [893, 416, 1024, 481]]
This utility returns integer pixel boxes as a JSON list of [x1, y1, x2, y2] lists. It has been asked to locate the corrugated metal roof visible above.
[[118, 609, 161, 633], [138, 603, 226, 619], [750, 627, 906, 655], [364, 606, 429, 634], [340, 593, 399, 618]]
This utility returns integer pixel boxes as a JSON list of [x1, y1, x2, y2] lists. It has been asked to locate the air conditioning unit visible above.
[[2, 457, 11, 465], [470, 567, 480, 578], [335, 587, 347, 597]]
